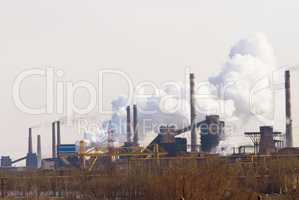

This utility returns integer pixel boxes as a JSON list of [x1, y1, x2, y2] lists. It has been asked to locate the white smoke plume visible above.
[[109, 92, 191, 147], [83, 33, 277, 153], [81, 90, 191, 149], [210, 33, 277, 152]]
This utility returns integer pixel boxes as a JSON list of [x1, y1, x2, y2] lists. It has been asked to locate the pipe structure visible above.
[[285, 70, 293, 147], [28, 128, 33, 154], [126, 106, 132, 143], [190, 73, 197, 152], [52, 122, 56, 158], [37, 135, 41, 168], [37, 135, 41, 157], [133, 104, 138, 145], [56, 121, 61, 147]]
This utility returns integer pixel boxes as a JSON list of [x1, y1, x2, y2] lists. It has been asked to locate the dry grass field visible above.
[[1, 157, 299, 200]]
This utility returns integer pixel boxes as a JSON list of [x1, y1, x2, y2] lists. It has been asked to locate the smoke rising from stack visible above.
[[82, 94, 190, 148], [82, 33, 278, 152], [210, 33, 277, 152]]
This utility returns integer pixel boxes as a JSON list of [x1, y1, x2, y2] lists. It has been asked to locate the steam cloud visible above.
[[83, 33, 277, 153], [210, 33, 277, 152]]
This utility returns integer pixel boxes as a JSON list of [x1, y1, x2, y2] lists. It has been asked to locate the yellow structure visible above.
[[77, 140, 164, 171]]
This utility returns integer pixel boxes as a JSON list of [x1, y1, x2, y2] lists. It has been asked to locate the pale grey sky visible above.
[[0, 0, 298, 160]]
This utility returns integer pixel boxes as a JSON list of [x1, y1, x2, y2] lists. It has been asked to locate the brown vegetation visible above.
[[1, 157, 299, 200]]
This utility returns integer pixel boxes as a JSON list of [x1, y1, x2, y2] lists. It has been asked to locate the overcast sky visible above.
[[0, 0, 298, 161]]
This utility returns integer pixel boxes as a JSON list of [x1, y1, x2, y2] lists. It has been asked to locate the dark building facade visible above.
[[146, 125, 187, 156], [1, 156, 12, 168], [26, 153, 38, 169], [200, 115, 225, 152]]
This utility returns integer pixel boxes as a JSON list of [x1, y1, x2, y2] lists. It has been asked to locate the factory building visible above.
[[3, 70, 297, 171], [146, 125, 187, 156], [25, 153, 38, 169], [244, 126, 282, 155], [200, 115, 225, 152], [0, 156, 12, 168], [41, 158, 56, 170]]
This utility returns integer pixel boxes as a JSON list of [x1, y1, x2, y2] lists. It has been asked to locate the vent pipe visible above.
[[285, 70, 293, 147], [190, 73, 197, 152], [28, 128, 33, 154], [52, 122, 56, 158], [126, 106, 132, 143], [37, 135, 41, 168], [133, 104, 138, 145], [56, 121, 61, 147]]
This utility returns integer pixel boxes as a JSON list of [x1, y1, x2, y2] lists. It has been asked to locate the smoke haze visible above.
[[83, 33, 279, 153]]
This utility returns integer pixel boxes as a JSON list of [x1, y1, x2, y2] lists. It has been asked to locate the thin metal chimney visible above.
[[190, 73, 197, 152], [133, 104, 138, 145], [37, 135, 41, 168], [285, 70, 293, 147], [126, 106, 132, 143], [56, 121, 61, 147], [28, 128, 33, 154], [52, 122, 56, 158]]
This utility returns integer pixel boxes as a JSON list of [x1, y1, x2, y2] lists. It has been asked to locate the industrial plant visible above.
[[0, 68, 297, 200], [0, 70, 296, 170]]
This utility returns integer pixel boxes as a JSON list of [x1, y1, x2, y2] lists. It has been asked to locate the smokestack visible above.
[[37, 135, 41, 168], [190, 73, 197, 152], [133, 104, 138, 145], [52, 122, 56, 158], [56, 121, 61, 147], [285, 70, 293, 147], [28, 128, 33, 154], [126, 106, 132, 143]]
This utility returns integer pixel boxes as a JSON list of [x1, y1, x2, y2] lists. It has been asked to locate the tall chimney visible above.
[[56, 121, 61, 147], [133, 104, 138, 145], [28, 128, 33, 154], [126, 106, 132, 143], [190, 73, 197, 152], [37, 135, 41, 168], [52, 122, 56, 158], [285, 70, 293, 147]]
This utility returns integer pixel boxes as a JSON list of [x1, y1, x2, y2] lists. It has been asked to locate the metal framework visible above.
[[77, 140, 165, 171], [245, 131, 283, 154]]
